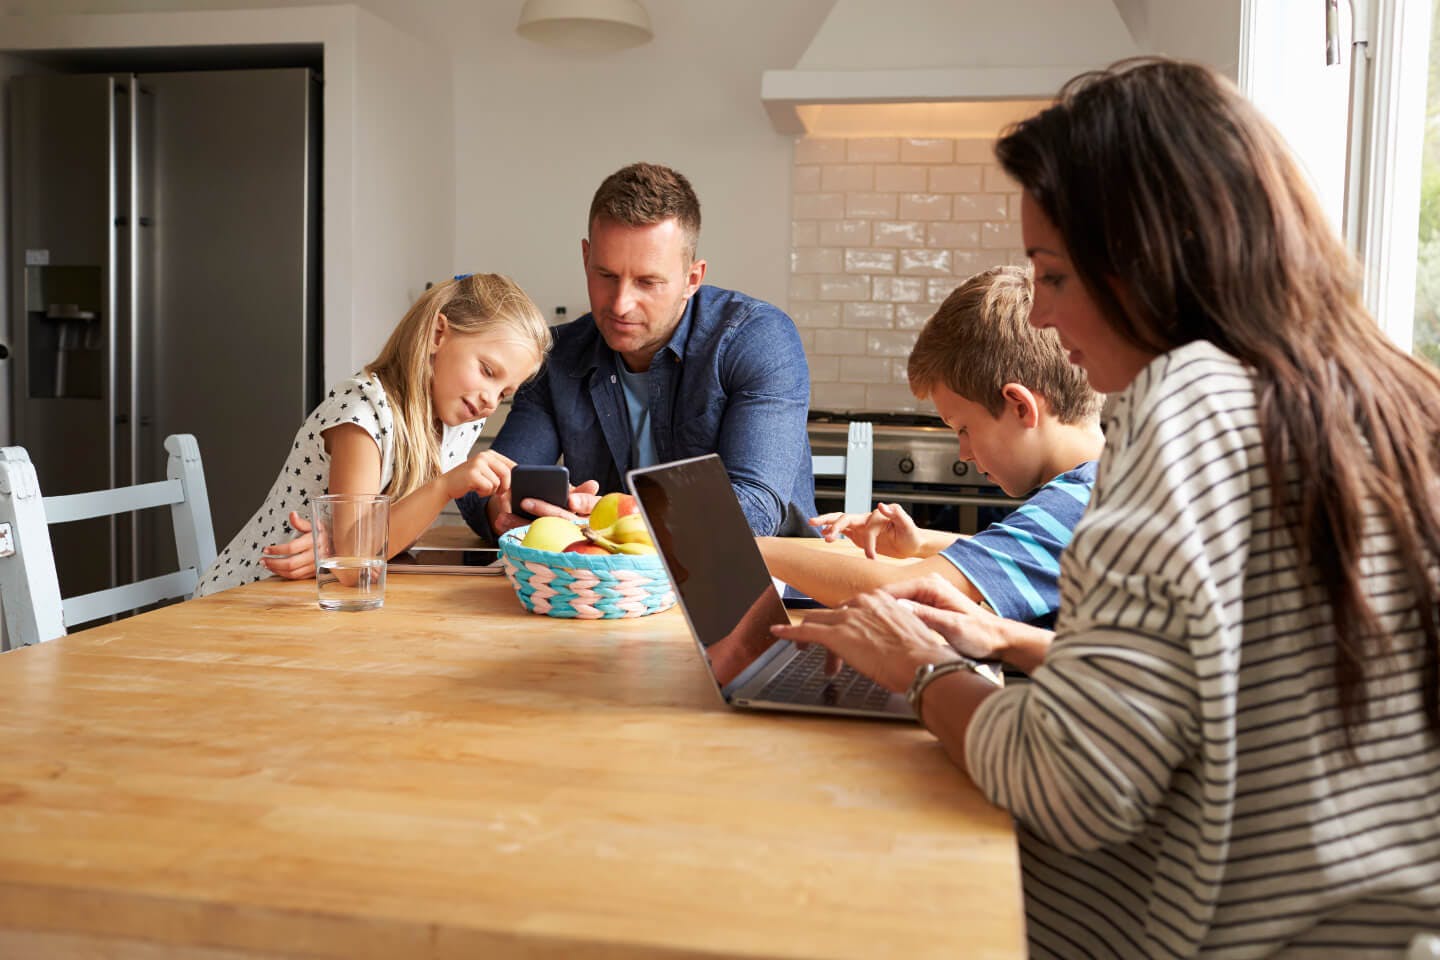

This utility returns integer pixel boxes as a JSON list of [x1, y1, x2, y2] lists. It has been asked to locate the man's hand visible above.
[[260, 511, 315, 580], [490, 479, 601, 536], [809, 502, 923, 559]]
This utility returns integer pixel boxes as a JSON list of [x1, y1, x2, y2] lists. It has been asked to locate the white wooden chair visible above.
[[812, 420, 874, 515], [0, 434, 216, 648]]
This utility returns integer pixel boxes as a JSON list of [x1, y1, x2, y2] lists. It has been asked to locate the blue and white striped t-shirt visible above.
[[937, 461, 1096, 627]]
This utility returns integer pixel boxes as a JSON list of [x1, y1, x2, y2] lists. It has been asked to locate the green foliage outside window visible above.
[[1414, 0, 1440, 365]]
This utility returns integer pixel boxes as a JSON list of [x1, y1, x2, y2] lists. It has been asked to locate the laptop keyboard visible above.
[[755, 644, 894, 710]]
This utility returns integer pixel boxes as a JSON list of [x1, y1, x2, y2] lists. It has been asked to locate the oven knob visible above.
[[898, 456, 914, 475], [952, 461, 969, 477]]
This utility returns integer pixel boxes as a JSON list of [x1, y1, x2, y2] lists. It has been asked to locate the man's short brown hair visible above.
[[907, 265, 1101, 424], [588, 162, 702, 262]]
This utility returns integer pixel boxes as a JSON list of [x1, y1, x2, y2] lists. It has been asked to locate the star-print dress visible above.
[[196, 372, 486, 596]]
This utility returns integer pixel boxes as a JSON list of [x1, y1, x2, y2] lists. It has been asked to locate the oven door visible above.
[[812, 479, 1020, 536]]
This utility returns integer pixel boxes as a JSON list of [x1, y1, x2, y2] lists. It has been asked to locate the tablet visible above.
[[389, 545, 503, 575]]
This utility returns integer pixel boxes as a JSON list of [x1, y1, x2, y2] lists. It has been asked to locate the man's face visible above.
[[582, 217, 706, 373]]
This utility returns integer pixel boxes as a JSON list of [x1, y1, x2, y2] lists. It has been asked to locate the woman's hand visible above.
[[772, 588, 954, 692], [809, 502, 923, 559], [260, 511, 315, 580], [886, 574, 1052, 672], [441, 449, 516, 501]]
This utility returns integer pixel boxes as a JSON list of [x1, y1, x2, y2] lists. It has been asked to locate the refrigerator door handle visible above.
[[106, 75, 120, 587], [127, 73, 141, 580]]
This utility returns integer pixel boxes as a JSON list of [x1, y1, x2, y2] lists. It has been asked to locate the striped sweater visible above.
[[966, 341, 1440, 958]]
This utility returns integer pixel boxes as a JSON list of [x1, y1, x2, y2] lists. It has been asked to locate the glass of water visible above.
[[311, 493, 390, 611]]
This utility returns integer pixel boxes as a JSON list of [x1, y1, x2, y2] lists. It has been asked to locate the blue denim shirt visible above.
[[457, 285, 817, 539]]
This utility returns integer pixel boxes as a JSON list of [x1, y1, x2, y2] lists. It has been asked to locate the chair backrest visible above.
[[812, 420, 874, 515], [0, 434, 217, 648]]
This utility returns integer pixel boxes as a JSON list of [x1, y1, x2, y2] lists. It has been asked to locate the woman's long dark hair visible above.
[[996, 58, 1440, 738]]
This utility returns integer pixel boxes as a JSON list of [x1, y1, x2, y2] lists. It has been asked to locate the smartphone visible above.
[[511, 464, 571, 521]]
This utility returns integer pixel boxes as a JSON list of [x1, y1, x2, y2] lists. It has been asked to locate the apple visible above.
[[562, 541, 609, 556], [589, 492, 638, 533], [520, 516, 585, 552]]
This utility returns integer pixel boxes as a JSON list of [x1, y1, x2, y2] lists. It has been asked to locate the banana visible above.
[[606, 514, 653, 545]]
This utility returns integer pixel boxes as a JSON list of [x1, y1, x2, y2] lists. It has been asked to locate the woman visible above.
[[775, 58, 1440, 958]]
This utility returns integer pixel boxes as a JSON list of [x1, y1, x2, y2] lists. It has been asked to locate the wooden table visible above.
[[0, 546, 1025, 958]]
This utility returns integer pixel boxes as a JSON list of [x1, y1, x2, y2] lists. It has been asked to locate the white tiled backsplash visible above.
[[790, 136, 1025, 413]]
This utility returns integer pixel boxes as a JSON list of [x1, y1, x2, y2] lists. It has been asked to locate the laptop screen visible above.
[[628, 455, 791, 689]]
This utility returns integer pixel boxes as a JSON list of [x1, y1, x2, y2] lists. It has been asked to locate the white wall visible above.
[[442, 0, 832, 322], [346, 9, 453, 367]]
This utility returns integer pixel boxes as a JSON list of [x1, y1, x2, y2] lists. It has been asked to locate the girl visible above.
[[197, 273, 550, 594], [776, 58, 1440, 957]]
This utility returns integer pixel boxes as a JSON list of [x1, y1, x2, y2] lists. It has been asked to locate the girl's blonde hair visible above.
[[365, 273, 549, 501]]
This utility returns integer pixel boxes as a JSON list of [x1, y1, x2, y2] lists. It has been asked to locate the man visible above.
[[460, 162, 815, 540]]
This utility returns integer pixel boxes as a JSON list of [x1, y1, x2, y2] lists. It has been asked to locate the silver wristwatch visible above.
[[906, 656, 990, 717]]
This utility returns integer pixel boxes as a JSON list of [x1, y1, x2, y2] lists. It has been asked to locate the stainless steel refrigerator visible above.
[[7, 68, 322, 598]]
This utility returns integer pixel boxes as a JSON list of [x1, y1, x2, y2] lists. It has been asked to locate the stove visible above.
[[807, 410, 1021, 533]]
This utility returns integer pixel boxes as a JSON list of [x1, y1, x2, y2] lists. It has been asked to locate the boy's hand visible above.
[[809, 502, 922, 559], [260, 511, 315, 580], [441, 449, 516, 501]]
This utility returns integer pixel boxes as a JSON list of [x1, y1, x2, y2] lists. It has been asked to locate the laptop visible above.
[[627, 454, 914, 721]]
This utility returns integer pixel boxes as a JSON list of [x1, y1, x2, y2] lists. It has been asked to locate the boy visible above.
[[758, 265, 1103, 628]]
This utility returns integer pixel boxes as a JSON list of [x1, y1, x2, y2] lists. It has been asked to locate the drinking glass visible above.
[[311, 493, 390, 611]]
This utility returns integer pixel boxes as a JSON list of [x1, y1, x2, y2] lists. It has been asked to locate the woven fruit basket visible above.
[[498, 526, 675, 619]]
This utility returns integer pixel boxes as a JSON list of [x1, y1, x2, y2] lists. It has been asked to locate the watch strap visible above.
[[906, 656, 987, 717]]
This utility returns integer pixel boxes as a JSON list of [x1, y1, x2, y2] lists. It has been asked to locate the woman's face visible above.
[[1021, 192, 1158, 394]]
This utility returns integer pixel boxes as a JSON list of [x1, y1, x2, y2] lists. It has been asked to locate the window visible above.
[[1414, 0, 1440, 365]]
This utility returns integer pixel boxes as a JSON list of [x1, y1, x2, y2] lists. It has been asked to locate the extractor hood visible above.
[[762, 0, 1142, 135]]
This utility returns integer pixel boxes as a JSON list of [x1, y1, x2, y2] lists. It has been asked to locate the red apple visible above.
[[589, 492, 639, 532], [562, 541, 610, 556]]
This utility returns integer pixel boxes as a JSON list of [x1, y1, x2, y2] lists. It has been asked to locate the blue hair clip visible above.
[[453, 272, 472, 281]]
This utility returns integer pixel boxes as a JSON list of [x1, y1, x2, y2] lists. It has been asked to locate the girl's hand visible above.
[[260, 511, 315, 580], [442, 449, 516, 501], [772, 587, 954, 692], [809, 502, 922, 559]]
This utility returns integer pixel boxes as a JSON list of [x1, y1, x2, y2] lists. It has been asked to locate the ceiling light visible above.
[[516, 0, 654, 51]]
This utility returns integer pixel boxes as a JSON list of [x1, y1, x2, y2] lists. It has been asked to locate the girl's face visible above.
[[1021, 192, 1158, 394], [429, 318, 540, 427]]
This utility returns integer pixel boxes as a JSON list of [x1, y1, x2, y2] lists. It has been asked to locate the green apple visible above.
[[520, 516, 585, 552]]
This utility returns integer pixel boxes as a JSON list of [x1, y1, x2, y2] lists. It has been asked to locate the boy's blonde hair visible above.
[[907, 265, 1101, 424], [366, 273, 549, 501]]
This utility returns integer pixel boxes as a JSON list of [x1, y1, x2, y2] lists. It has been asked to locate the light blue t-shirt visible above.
[[615, 360, 658, 469], [938, 460, 1097, 628]]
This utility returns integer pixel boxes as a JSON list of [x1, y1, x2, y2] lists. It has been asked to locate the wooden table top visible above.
[[0, 541, 1024, 959]]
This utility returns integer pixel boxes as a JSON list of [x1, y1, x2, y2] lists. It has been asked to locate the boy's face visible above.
[[929, 383, 1037, 499]]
